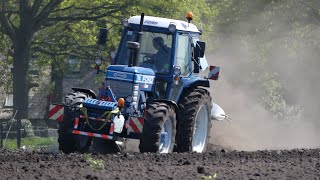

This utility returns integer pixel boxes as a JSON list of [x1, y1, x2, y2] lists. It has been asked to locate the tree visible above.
[[0, 0, 135, 119], [0, 0, 218, 120], [0, 32, 12, 103]]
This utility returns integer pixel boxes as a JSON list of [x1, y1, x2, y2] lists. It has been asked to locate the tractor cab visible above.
[[110, 15, 204, 99]]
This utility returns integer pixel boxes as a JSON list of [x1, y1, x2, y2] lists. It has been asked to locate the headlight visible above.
[[168, 23, 176, 33], [126, 95, 133, 103], [94, 57, 102, 66], [173, 66, 181, 76]]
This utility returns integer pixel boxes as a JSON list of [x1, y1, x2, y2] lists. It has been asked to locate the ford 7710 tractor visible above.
[[57, 13, 226, 154]]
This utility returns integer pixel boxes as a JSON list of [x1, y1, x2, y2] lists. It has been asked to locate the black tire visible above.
[[176, 87, 212, 152], [58, 91, 91, 153], [139, 102, 176, 153]]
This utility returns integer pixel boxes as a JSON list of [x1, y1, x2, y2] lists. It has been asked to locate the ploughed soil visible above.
[[0, 148, 319, 180]]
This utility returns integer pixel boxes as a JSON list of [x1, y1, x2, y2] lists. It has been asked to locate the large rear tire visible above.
[[176, 87, 212, 153], [58, 91, 91, 153], [139, 102, 176, 153]]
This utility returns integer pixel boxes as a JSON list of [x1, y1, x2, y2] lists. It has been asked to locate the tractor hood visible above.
[[106, 65, 155, 92], [107, 65, 155, 76]]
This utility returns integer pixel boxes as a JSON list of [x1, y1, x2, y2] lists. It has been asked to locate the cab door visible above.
[[169, 33, 193, 102]]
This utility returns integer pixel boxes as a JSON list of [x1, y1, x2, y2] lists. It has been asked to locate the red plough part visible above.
[[72, 130, 113, 140], [72, 113, 115, 140]]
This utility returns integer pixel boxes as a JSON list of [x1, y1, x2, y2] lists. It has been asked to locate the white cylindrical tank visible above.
[[113, 115, 125, 133], [211, 102, 226, 121]]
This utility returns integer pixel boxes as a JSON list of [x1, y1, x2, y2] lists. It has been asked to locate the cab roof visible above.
[[128, 16, 200, 33]]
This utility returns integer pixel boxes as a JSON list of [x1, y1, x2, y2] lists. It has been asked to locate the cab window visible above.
[[117, 29, 172, 74]]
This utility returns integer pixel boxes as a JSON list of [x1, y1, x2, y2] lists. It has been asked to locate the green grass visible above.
[[84, 154, 105, 170], [202, 173, 217, 179], [3, 137, 55, 149]]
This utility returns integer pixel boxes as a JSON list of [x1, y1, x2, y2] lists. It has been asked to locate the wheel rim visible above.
[[159, 118, 172, 153], [192, 104, 209, 153]]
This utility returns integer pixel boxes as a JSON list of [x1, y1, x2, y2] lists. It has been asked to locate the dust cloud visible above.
[[208, 1, 320, 151]]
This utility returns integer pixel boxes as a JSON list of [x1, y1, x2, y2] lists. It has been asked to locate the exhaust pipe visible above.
[[128, 13, 144, 67]]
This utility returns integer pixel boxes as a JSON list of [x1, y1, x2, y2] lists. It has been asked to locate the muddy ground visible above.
[[0, 148, 319, 180]]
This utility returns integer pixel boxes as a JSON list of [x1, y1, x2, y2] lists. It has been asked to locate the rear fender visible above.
[[187, 79, 210, 89], [172, 78, 209, 103]]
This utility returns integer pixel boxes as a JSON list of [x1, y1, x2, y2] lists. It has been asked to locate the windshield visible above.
[[117, 30, 172, 74]]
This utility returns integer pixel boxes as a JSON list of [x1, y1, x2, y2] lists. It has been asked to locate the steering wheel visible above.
[[139, 53, 155, 69], [142, 53, 153, 62]]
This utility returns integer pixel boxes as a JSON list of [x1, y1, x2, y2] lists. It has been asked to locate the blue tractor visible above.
[[58, 13, 223, 153]]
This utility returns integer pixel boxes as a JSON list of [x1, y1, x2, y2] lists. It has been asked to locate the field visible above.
[[0, 148, 319, 179]]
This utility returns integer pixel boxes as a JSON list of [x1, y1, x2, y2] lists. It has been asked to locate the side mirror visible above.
[[194, 41, 205, 58], [126, 41, 140, 50], [97, 28, 107, 45], [193, 41, 205, 73]]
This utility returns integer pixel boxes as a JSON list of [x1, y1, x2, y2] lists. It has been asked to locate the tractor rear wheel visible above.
[[176, 88, 212, 153], [58, 91, 91, 153], [139, 102, 176, 153]]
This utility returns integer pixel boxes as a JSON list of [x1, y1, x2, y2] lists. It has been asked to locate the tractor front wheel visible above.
[[58, 91, 91, 153]]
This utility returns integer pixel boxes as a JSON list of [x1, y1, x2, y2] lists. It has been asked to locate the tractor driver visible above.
[[151, 37, 171, 73], [151, 37, 171, 98]]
